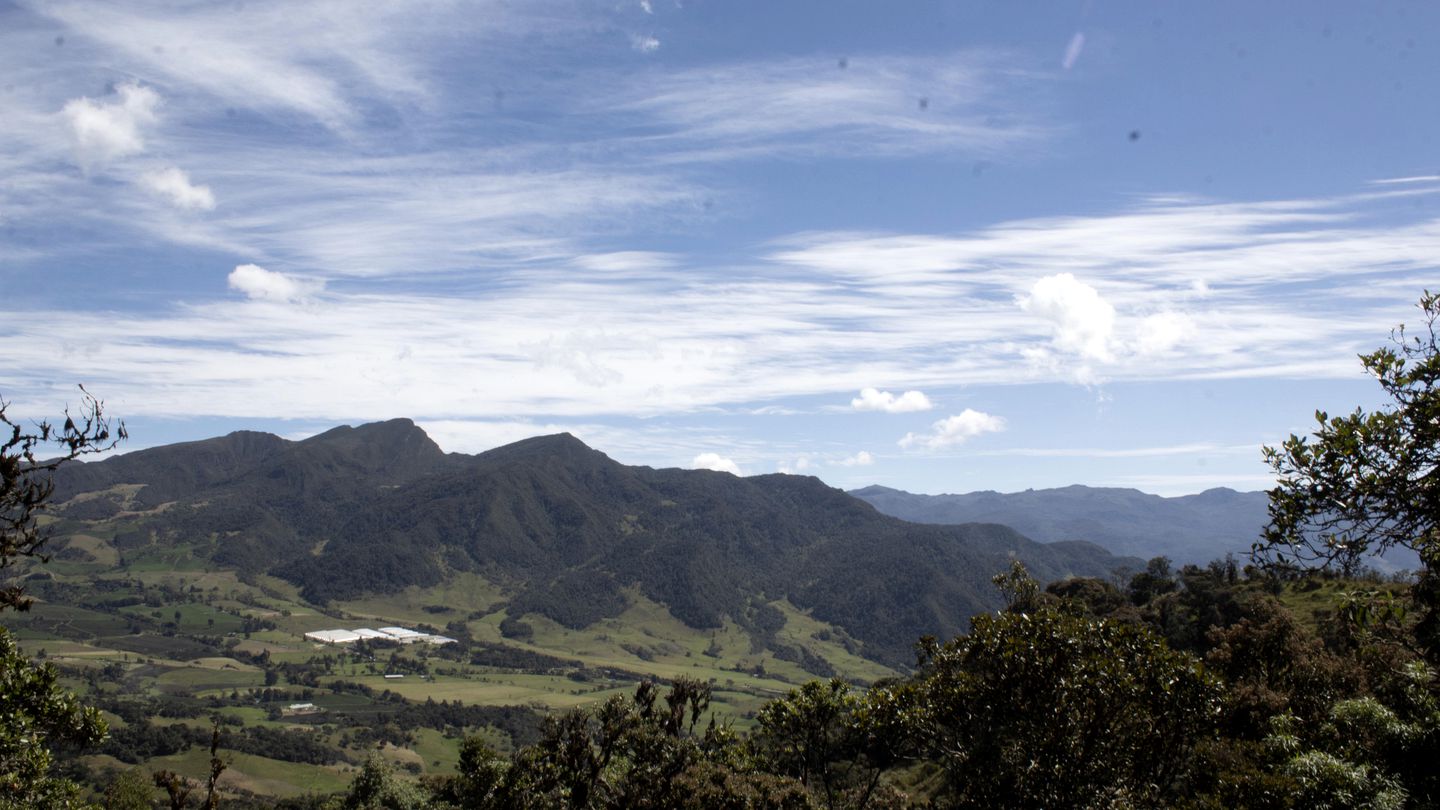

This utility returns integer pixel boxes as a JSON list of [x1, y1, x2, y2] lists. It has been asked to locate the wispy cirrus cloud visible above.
[[767, 187, 1440, 386], [28, 0, 462, 130], [975, 443, 1254, 459], [597, 52, 1050, 163], [763, 193, 1405, 295], [3, 0, 1057, 285], [4, 185, 1438, 438]]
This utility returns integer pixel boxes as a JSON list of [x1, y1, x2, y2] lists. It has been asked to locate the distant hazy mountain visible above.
[[850, 484, 1271, 566], [45, 421, 1137, 667]]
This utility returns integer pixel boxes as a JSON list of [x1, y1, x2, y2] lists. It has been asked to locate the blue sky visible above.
[[2, 0, 1436, 495]]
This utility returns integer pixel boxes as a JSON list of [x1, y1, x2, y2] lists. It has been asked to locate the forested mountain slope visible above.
[[47, 422, 1136, 666]]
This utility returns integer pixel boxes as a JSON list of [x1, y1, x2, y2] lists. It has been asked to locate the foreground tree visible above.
[[334, 754, 434, 810], [0, 390, 123, 807], [0, 628, 108, 808], [749, 678, 913, 809], [2, 387, 125, 610], [428, 677, 811, 809], [1256, 291, 1440, 665], [1257, 290, 1439, 575], [912, 574, 1221, 809]]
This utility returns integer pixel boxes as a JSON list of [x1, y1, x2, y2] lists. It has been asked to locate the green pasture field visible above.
[[101, 633, 217, 661], [7, 602, 132, 639], [367, 671, 635, 709], [410, 727, 464, 775], [147, 748, 354, 799], [310, 691, 404, 717], [212, 705, 300, 729], [14, 637, 124, 660], [155, 664, 264, 693], [115, 601, 246, 635]]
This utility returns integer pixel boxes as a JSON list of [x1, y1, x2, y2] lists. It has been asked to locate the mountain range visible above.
[[44, 419, 1136, 667], [850, 484, 1272, 565]]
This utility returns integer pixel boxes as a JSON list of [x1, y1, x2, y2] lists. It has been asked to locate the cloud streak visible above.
[[597, 52, 1050, 162], [2, 185, 1435, 432]]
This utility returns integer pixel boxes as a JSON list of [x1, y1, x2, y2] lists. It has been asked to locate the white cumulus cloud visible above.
[[851, 387, 933, 413], [631, 34, 660, 53], [1135, 311, 1195, 355], [777, 456, 813, 475], [838, 451, 875, 467], [1018, 273, 1116, 362], [140, 167, 216, 211], [899, 409, 1006, 450], [691, 452, 741, 475], [227, 263, 320, 303], [62, 81, 160, 168]]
